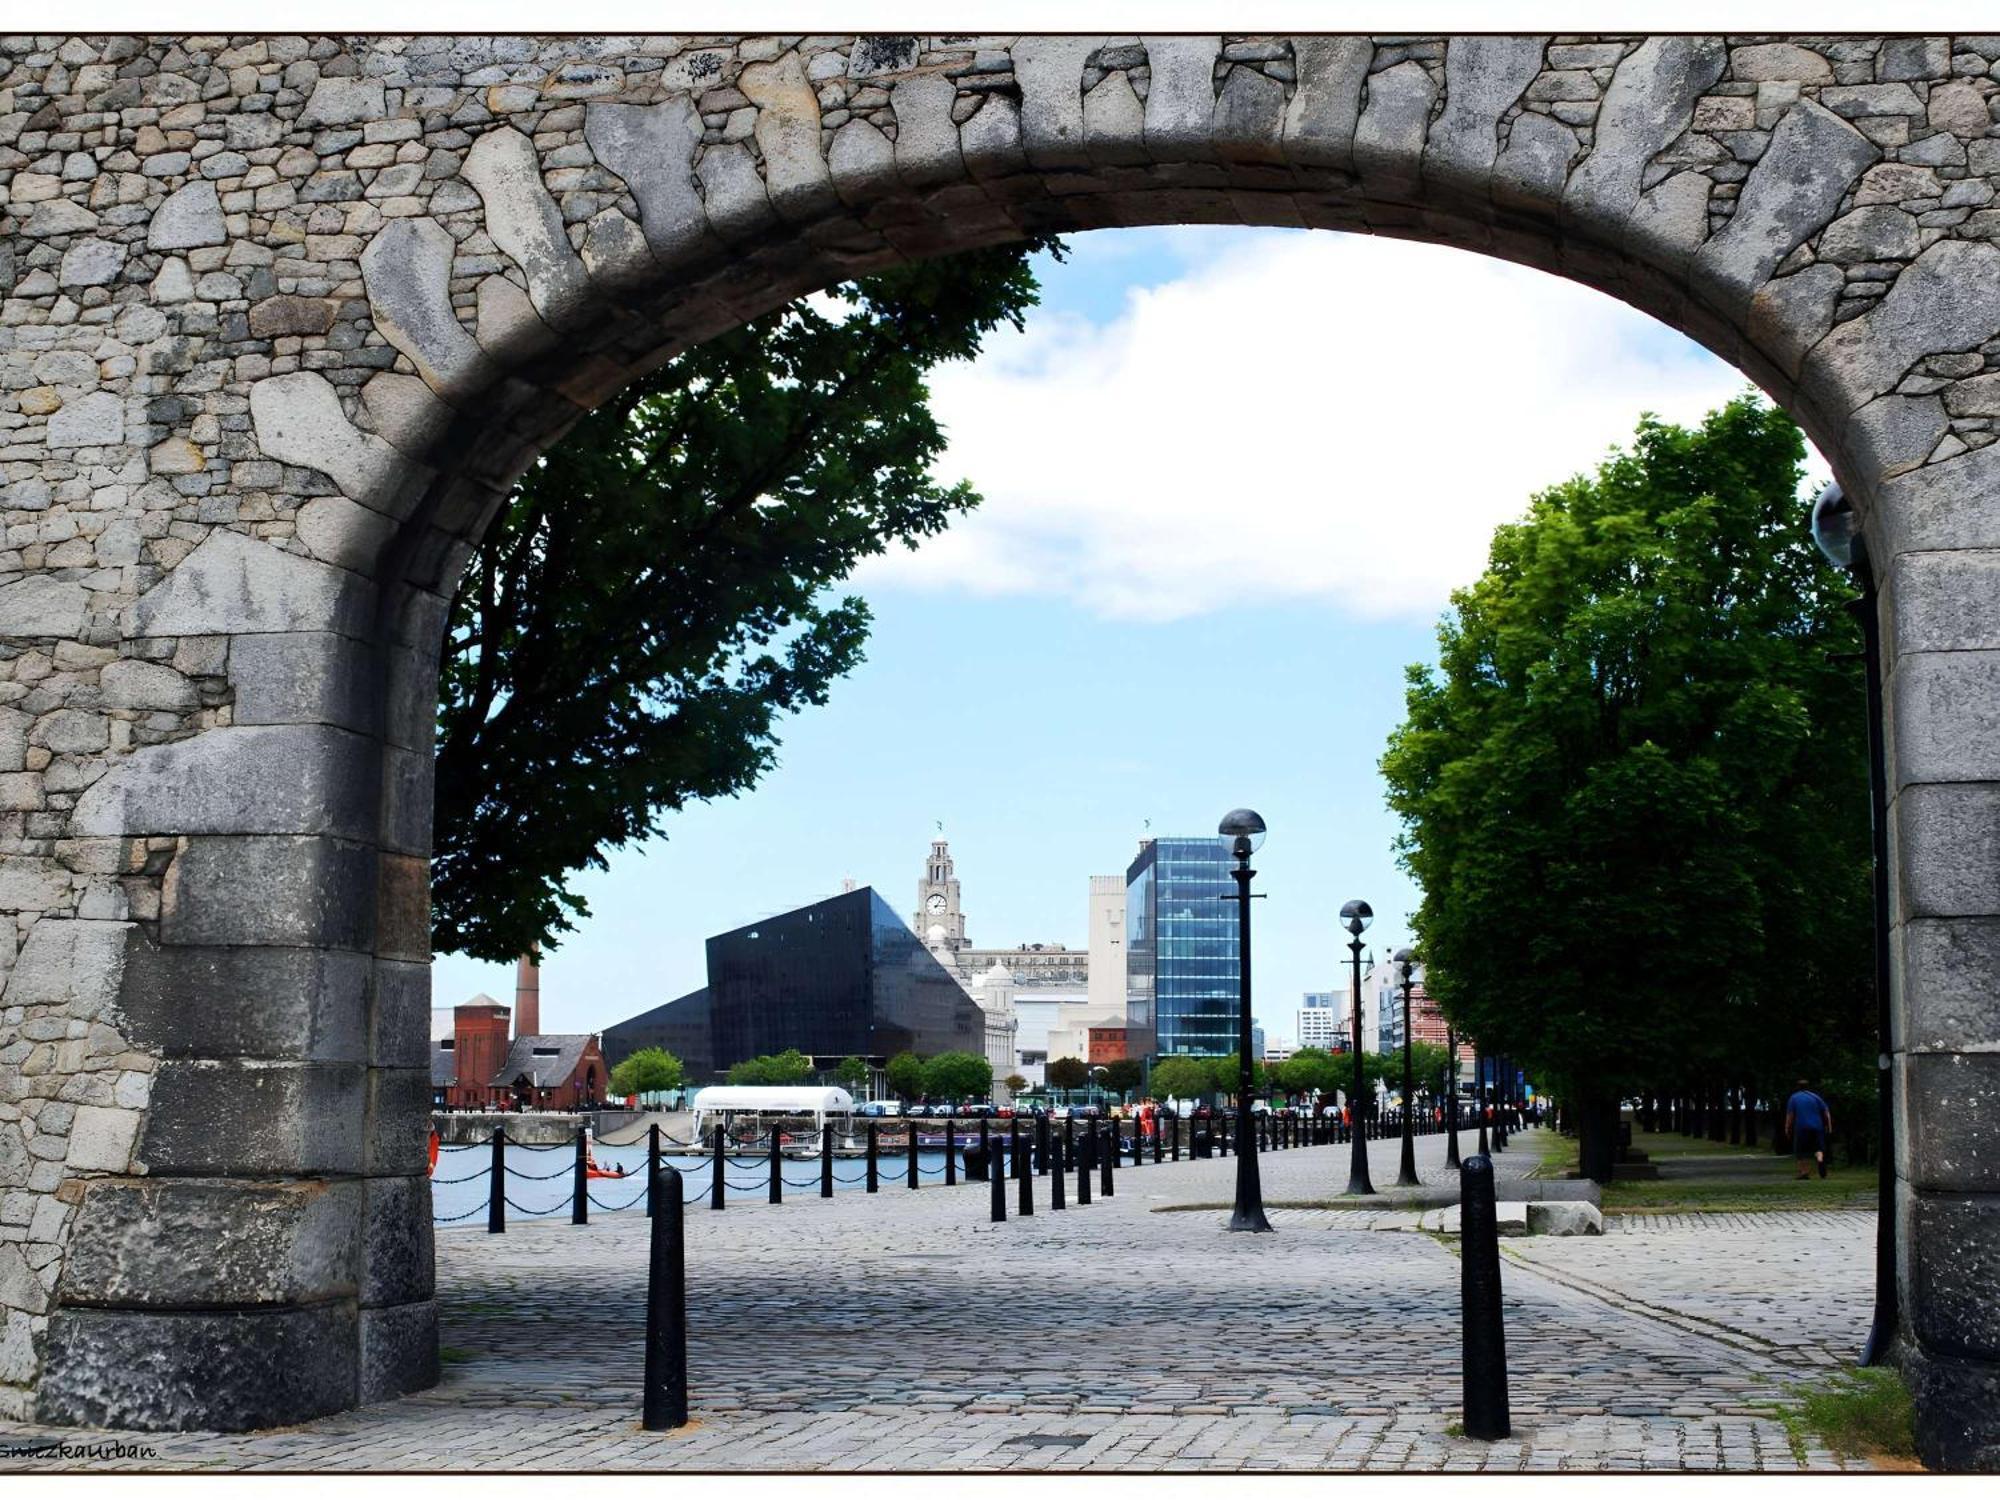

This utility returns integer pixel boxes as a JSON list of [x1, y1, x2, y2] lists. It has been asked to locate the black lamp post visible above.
[[1443, 1022, 1461, 1168], [1220, 809, 1272, 1233], [1811, 481, 1897, 1367], [1341, 899, 1376, 1196], [1394, 947, 1420, 1187]]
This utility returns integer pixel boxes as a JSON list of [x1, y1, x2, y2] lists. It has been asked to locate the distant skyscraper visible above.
[[1125, 837, 1239, 1057]]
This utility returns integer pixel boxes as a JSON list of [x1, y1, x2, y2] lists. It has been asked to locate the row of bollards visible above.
[[634, 1117, 1510, 1442], [480, 1107, 1495, 1234]]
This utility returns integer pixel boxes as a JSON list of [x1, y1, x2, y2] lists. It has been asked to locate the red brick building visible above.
[[432, 965, 607, 1110], [1087, 1025, 1130, 1064]]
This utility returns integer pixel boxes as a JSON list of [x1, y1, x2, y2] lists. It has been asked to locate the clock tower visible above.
[[915, 839, 968, 953]]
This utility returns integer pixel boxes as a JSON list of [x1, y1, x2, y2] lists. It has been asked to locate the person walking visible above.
[[1784, 1079, 1833, 1180]]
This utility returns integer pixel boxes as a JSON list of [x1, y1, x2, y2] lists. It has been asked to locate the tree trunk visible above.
[[1576, 1091, 1620, 1184]]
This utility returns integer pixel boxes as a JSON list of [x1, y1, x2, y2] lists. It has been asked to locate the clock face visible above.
[[927, 893, 947, 913]]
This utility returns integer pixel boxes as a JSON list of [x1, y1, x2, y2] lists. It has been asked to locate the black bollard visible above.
[[488, 1126, 505, 1234], [642, 1165, 689, 1430], [1459, 1153, 1512, 1440], [1009, 1118, 1020, 1181], [1063, 1116, 1074, 1175], [821, 1122, 834, 1198], [1077, 1119, 1093, 1205], [1131, 1123, 1142, 1169], [979, 1118, 991, 1181], [768, 1122, 783, 1205], [710, 1123, 725, 1211], [1038, 1112, 1052, 1176], [1154, 1120, 1164, 1164], [990, 1136, 1007, 1223], [907, 1117, 920, 1191], [646, 1122, 661, 1218], [1018, 1129, 1034, 1217], [866, 1122, 879, 1193], [1172, 1118, 1181, 1161], [1101, 1122, 1115, 1199], [1051, 1131, 1067, 1209], [573, 1125, 590, 1225], [945, 1119, 956, 1186]]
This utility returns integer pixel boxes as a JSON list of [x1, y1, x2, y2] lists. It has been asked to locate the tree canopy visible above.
[[1045, 1057, 1088, 1092], [433, 241, 1058, 959], [725, 1048, 813, 1087], [921, 1051, 994, 1101], [608, 1046, 683, 1098], [1148, 1055, 1213, 1102], [1381, 396, 1871, 1178], [885, 1052, 927, 1101], [835, 1056, 870, 1096]]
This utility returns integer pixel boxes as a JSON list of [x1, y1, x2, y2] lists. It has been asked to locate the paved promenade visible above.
[[0, 1128, 1876, 1471]]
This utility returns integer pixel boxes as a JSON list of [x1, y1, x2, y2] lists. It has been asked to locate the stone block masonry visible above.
[[0, 31, 1996, 1469]]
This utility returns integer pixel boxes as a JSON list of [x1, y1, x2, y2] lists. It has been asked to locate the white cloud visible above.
[[853, 228, 1764, 622]]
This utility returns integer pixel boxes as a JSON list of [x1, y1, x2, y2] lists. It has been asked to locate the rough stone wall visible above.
[[0, 32, 1996, 1463]]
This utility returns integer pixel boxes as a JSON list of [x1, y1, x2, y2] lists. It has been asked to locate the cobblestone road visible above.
[[0, 1129, 1876, 1471]]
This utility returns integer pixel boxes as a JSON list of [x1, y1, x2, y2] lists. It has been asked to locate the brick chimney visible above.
[[514, 948, 540, 1038]]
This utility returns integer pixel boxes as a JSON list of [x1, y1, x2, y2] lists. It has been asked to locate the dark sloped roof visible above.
[[491, 1033, 599, 1089], [431, 1042, 456, 1088]]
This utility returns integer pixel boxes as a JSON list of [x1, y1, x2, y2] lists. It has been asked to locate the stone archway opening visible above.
[[3, 33, 1997, 1471]]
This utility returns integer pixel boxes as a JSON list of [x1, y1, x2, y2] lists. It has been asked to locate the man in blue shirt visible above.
[[1785, 1080, 1833, 1180]]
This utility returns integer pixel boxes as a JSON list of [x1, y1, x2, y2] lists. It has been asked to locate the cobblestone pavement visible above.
[[0, 1129, 1873, 1471]]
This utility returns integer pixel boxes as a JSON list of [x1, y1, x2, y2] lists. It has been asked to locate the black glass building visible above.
[[605, 887, 986, 1081], [1125, 838, 1240, 1058]]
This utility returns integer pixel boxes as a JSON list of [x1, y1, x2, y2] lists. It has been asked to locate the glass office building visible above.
[[606, 887, 986, 1081], [1125, 837, 1241, 1058]]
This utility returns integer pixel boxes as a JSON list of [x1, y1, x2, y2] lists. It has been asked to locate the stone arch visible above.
[[0, 33, 1996, 1465]]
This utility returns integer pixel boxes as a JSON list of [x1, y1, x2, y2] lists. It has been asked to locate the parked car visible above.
[[857, 1100, 902, 1118]]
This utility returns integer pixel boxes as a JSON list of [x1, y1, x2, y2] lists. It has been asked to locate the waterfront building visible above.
[[966, 961, 1021, 1102], [917, 841, 1090, 989], [1125, 836, 1239, 1057], [1086, 875, 1125, 1013], [431, 986, 607, 1110], [605, 886, 989, 1088], [1363, 956, 1450, 1055], [1264, 1039, 1297, 1065], [1298, 992, 1349, 1052], [1087, 1024, 1130, 1064]]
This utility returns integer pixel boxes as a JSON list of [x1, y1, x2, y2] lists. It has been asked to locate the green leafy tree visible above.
[[922, 1051, 994, 1102], [608, 1046, 683, 1098], [1148, 1055, 1214, 1103], [1003, 1074, 1029, 1096], [726, 1048, 813, 1086], [1100, 1058, 1145, 1099], [433, 242, 1059, 959], [1382, 397, 1871, 1181], [1045, 1056, 1089, 1093], [885, 1052, 927, 1102], [1206, 1053, 1270, 1100], [1276, 1047, 1345, 1099], [834, 1056, 870, 1097]]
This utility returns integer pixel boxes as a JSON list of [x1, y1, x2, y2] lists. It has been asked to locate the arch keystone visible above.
[[1141, 35, 1223, 163]]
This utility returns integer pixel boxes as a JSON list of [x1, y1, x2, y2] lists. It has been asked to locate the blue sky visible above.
[[434, 225, 1791, 1041]]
